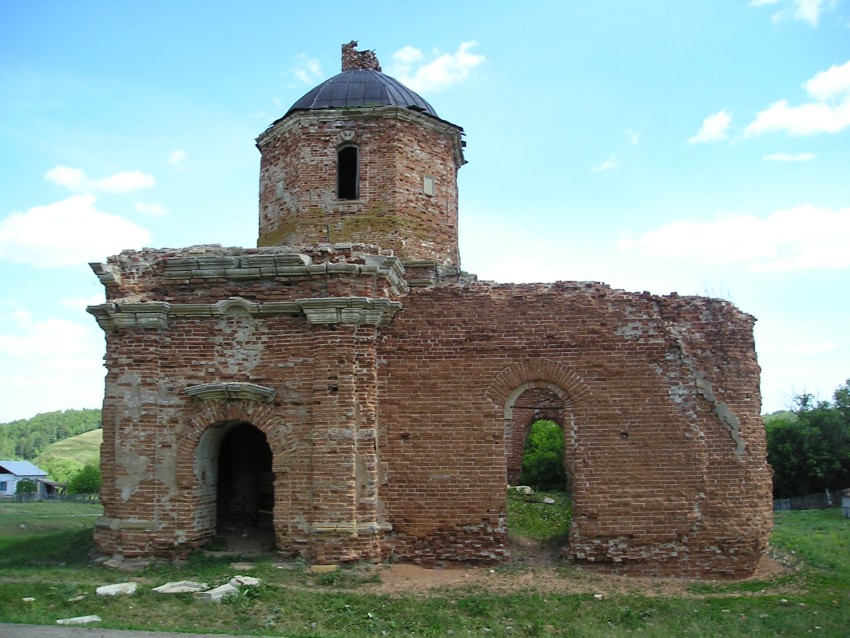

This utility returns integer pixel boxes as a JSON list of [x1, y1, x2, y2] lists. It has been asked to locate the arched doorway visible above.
[[505, 386, 569, 486], [504, 385, 574, 560], [194, 421, 275, 553]]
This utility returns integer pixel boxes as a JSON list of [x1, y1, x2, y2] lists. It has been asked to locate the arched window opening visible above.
[[337, 145, 359, 200]]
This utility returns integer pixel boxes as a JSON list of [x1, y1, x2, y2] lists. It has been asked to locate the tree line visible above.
[[0, 408, 101, 460], [766, 380, 850, 499]]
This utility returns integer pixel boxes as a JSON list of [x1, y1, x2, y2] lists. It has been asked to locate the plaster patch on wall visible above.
[[214, 313, 266, 376], [695, 372, 745, 458], [154, 456, 178, 496], [118, 371, 143, 420], [116, 449, 150, 502], [658, 324, 744, 456]]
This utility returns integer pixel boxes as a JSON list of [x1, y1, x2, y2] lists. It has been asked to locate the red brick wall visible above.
[[90, 249, 771, 576], [377, 282, 772, 576]]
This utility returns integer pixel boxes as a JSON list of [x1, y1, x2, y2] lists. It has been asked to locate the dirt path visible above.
[[363, 540, 794, 599]]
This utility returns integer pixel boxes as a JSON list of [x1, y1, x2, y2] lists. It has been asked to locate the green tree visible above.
[[67, 463, 101, 495], [519, 420, 567, 492], [766, 380, 850, 498], [15, 478, 37, 496], [41, 457, 84, 484]]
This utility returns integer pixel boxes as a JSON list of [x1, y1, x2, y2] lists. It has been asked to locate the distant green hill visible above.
[[35, 429, 103, 484], [37, 429, 102, 466], [0, 408, 101, 460]]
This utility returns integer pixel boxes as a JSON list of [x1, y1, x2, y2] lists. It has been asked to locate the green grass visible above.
[[0, 501, 102, 567], [36, 428, 102, 466], [506, 488, 572, 541], [0, 502, 848, 637]]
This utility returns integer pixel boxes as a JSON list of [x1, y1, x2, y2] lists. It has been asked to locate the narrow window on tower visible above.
[[337, 146, 359, 200]]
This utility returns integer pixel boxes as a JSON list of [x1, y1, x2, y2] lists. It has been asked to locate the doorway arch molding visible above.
[[485, 359, 592, 418]]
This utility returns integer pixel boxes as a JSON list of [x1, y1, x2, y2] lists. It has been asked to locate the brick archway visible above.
[[174, 400, 297, 549], [486, 359, 590, 489], [485, 359, 591, 412], [504, 384, 569, 486]]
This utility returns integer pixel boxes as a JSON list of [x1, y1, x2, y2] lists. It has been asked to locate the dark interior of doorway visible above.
[[216, 422, 275, 554]]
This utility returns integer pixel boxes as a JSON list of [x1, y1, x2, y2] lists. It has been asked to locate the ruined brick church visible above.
[[87, 42, 773, 577]]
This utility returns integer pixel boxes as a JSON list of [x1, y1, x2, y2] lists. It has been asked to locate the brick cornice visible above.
[[87, 295, 402, 330]]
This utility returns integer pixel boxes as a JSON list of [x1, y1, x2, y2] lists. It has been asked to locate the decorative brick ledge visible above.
[[87, 295, 402, 330]]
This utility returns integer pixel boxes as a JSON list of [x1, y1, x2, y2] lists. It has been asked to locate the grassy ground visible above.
[[0, 500, 848, 637], [506, 488, 571, 541]]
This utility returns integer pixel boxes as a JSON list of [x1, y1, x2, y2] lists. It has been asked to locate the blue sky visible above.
[[1, 1, 849, 422]]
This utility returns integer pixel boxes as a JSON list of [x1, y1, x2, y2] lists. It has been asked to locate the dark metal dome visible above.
[[284, 69, 438, 119]]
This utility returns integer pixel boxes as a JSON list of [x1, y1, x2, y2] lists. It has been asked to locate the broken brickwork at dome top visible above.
[[87, 42, 773, 577]]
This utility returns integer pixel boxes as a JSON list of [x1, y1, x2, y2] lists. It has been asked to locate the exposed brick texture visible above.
[[88, 45, 772, 578], [256, 108, 463, 267]]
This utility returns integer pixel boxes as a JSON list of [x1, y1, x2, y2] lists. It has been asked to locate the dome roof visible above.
[[283, 69, 438, 119]]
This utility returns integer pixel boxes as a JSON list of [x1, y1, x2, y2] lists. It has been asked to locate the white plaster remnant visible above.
[[116, 448, 150, 502], [57, 615, 102, 625], [152, 581, 209, 594], [229, 575, 261, 587], [96, 582, 138, 596], [194, 582, 238, 602], [695, 372, 745, 457]]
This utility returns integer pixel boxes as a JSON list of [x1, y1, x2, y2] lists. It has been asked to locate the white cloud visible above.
[[0, 311, 104, 421], [0, 194, 152, 267], [387, 41, 485, 93], [804, 59, 850, 101], [687, 110, 731, 143], [763, 152, 816, 161], [752, 0, 835, 26], [292, 54, 324, 85], [134, 202, 170, 217], [0, 317, 92, 358], [169, 149, 187, 166], [619, 204, 850, 272], [392, 46, 424, 65], [789, 341, 837, 355], [591, 155, 620, 172], [745, 59, 850, 136], [794, 0, 828, 26], [626, 129, 640, 144], [45, 165, 155, 193], [60, 295, 104, 310], [745, 98, 850, 135]]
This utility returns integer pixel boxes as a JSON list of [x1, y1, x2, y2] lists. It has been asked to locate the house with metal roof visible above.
[[0, 460, 57, 499]]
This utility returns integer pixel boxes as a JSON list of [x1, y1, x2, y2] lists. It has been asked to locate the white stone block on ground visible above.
[[57, 615, 102, 625], [194, 582, 238, 602], [229, 575, 261, 587], [152, 580, 208, 593], [96, 582, 138, 596]]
